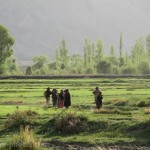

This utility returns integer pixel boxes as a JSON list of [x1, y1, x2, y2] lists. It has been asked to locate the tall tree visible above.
[[55, 48, 60, 70], [146, 34, 150, 55], [146, 34, 150, 64], [109, 45, 118, 66], [84, 37, 90, 67], [57, 39, 69, 70], [84, 38, 95, 66], [95, 38, 104, 64], [110, 45, 115, 57], [119, 32, 123, 59], [69, 54, 84, 74], [0, 24, 15, 74], [131, 37, 145, 66]]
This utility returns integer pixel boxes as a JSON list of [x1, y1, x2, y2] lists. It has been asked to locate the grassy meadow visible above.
[[0, 77, 150, 149]]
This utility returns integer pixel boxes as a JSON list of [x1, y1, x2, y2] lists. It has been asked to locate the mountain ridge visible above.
[[0, 0, 150, 61]]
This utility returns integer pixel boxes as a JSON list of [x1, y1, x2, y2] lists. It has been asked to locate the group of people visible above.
[[44, 86, 103, 110], [44, 87, 71, 109]]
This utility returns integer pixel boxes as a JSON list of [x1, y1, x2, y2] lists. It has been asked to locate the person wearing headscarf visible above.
[[44, 87, 52, 107], [58, 90, 64, 108], [64, 89, 71, 109], [52, 88, 58, 107], [92, 87, 103, 107]]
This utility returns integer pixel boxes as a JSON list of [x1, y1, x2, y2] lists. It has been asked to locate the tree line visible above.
[[0, 24, 150, 75]]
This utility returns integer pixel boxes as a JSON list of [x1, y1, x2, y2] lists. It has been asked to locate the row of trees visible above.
[[26, 35, 150, 75], [0, 24, 150, 75]]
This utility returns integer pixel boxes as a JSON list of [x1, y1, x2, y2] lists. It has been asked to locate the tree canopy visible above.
[[0, 24, 15, 74]]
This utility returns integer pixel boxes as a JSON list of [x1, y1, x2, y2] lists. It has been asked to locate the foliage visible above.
[[26, 66, 32, 75], [48, 110, 88, 133], [122, 66, 137, 74], [96, 60, 112, 74], [138, 61, 150, 74], [0, 126, 41, 150], [5, 110, 38, 130], [0, 24, 15, 74], [6, 56, 19, 75], [137, 101, 146, 107], [32, 55, 49, 75]]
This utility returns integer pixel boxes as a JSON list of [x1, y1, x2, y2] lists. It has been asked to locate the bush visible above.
[[55, 111, 88, 133], [137, 101, 146, 107], [5, 110, 38, 130], [122, 66, 137, 74], [0, 126, 41, 150]]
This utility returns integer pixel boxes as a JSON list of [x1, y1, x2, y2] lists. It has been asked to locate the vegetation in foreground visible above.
[[0, 78, 150, 149]]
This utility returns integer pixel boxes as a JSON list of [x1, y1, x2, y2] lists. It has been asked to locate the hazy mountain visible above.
[[0, 0, 150, 61]]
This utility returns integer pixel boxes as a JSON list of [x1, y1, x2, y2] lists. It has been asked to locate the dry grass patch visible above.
[[113, 99, 128, 106], [93, 108, 120, 114], [144, 108, 150, 114], [0, 126, 41, 150], [0, 100, 23, 105]]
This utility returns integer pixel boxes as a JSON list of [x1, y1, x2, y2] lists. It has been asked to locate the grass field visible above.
[[0, 77, 150, 149]]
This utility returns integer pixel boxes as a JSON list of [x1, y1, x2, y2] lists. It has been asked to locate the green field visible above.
[[0, 78, 150, 149]]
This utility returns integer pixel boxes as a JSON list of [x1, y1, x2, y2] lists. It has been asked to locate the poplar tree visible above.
[[95, 38, 104, 64], [119, 32, 123, 59]]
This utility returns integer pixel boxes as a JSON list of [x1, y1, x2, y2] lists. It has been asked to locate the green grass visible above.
[[0, 77, 150, 149]]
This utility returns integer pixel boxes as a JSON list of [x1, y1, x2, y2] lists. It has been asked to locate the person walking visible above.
[[44, 87, 52, 107]]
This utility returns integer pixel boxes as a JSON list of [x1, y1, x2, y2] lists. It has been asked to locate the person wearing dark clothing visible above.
[[93, 87, 103, 109], [64, 89, 71, 109], [58, 90, 64, 108], [52, 88, 58, 107], [96, 92, 103, 109], [93, 87, 102, 103], [44, 87, 52, 107]]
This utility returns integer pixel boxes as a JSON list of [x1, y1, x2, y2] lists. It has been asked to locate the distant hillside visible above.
[[0, 0, 150, 61]]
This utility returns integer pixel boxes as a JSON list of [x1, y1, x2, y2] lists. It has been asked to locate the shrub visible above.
[[5, 110, 38, 130], [0, 126, 41, 150], [55, 111, 88, 133], [137, 101, 146, 107]]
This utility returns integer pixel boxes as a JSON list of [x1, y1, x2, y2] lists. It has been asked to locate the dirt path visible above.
[[42, 140, 150, 150]]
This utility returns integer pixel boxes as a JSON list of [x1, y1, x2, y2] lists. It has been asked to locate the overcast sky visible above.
[[0, 0, 150, 61]]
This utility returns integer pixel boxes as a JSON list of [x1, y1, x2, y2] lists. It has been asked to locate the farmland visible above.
[[0, 77, 150, 149]]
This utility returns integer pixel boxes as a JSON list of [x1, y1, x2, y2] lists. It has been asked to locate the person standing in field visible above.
[[58, 90, 64, 108], [96, 91, 103, 109], [44, 87, 52, 107], [52, 88, 58, 107], [64, 89, 71, 109], [92, 87, 103, 108]]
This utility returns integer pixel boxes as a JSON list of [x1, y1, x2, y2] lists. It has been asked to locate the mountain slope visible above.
[[0, 0, 150, 61]]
